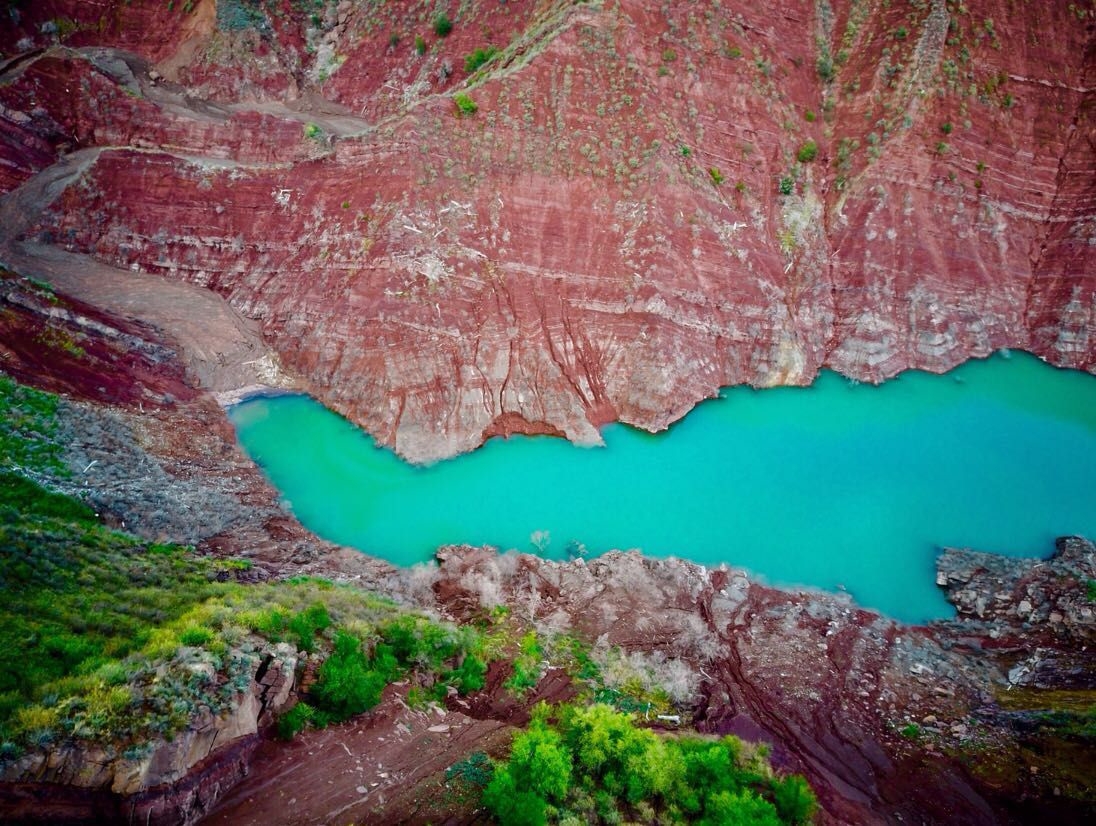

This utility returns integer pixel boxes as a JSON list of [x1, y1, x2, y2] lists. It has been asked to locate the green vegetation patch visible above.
[[997, 687, 1096, 741], [454, 93, 478, 116], [0, 472, 95, 523], [465, 46, 500, 74], [504, 630, 543, 695], [482, 703, 817, 825], [796, 140, 819, 163], [0, 504, 241, 752], [273, 603, 490, 737], [433, 13, 453, 38], [0, 375, 66, 476], [216, 0, 265, 32], [0, 488, 491, 754], [0, 375, 491, 759], [447, 750, 494, 787]]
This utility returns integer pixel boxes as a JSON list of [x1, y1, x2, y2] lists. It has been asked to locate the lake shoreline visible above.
[[228, 351, 1096, 624]]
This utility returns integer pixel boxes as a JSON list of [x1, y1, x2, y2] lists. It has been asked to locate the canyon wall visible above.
[[2, 5, 1094, 823], [1, 0, 1093, 461]]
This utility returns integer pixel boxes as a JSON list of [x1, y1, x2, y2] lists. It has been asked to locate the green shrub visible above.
[[311, 631, 392, 721], [216, 0, 264, 31], [179, 625, 214, 647], [796, 140, 818, 163], [779, 176, 795, 195], [454, 93, 478, 116], [465, 46, 499, 73], [709, 167, 725, 185], [246, 607, 291, 640], [450, 653, 487, 694], [485, 719, 572, 824], [433, 13, 452, 37], [381, 614, 459, 669], [505, 631, 543, 695], [706, 790, 782, 824], [276, 702, 315, 740], [406, 685, 432, 709], [447, 751, 494, 787], [415, 35, 426, 55], [304, 122, 324, 142], [288, 603, 331, 653], [771, 774, 818, 824], [483, 704, 815, 825]]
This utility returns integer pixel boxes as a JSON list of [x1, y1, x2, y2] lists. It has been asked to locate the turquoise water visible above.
[[228, 352, 1096, 624]]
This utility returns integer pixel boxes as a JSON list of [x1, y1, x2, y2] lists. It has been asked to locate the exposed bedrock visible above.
[[0, 643, 299, 826], [428, 539, 1096, 825], [0, 0, 1090, 461]]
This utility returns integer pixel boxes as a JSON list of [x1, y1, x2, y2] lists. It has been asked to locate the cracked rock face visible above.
[[1, 0, 1092, 462], [937, 536, 1096, 663]]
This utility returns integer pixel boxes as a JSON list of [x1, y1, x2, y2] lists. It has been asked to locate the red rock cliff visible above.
[[1, 0, 1093, 461]]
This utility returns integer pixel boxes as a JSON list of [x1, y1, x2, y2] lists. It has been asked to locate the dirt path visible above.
[[0, 148, 292, 395], [0, 40, 380, 398]]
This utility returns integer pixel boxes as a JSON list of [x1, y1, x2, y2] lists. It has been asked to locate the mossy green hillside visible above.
[[0, 374, 67, 477]]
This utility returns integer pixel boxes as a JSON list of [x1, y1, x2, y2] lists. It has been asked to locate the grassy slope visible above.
[[0, 375, 490, 759]]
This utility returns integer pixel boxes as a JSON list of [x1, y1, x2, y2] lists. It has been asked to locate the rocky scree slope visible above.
[[0, 0, 1091, 462]]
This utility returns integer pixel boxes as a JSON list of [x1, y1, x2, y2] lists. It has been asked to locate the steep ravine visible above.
[[0, 2, 1094, 824], [1, 225, 1094, 823]]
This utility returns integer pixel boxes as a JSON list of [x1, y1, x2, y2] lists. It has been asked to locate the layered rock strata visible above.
[[0, 0, 1091, 461]]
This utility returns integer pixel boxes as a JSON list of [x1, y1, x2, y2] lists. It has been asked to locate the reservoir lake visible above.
[[228, 351, 1096, 624]]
